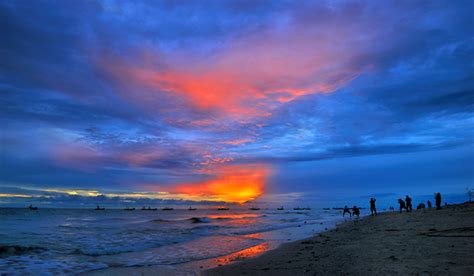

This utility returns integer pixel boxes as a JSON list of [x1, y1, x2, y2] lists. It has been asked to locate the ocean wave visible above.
[[188, 217, 210, 223], [0, 245, 45, 258]]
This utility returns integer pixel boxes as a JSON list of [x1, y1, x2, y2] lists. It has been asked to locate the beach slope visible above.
[[206, 203, 474, 275]]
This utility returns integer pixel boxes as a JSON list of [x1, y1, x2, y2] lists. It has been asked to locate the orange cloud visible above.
[[97, 20, 362, 120], [170, 164, 270, 203]]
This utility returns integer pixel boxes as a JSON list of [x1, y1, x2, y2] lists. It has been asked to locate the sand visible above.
[[206, 203, 474, 275]]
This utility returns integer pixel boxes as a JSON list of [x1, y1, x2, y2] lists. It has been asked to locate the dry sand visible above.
[[206, 203, 474, 275]]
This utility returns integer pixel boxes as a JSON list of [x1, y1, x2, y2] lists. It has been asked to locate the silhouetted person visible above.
[[352, 206, 360, 217], [343, 205, 352, 217], [398, 198, 406, 213], [369, 198, 377, 215], [435, 192, 442, 209], [389, 206, 394, 211], [405, 195, 413, 212], [427, 200, 432, 209]]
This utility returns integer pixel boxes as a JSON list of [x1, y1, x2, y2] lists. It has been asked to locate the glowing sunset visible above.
[[1, 0, 473, 274]]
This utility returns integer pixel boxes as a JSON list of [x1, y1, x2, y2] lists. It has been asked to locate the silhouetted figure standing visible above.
[[405, 195, 413, 212], [427, 200, 432, 209], [435, 192, 442, 209], [398, 198, 406, 213], [369, 198, 377, 215], [343, 205, 352, 217], [352, 206, 360, 217]]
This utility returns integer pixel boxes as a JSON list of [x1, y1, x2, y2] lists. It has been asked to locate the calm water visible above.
[[0, 207, 342, 275]]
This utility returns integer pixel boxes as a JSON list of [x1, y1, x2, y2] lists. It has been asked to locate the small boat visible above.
[[95, 205, 105, 210], [217, 207, 229, 211], [277, 206, 284, 210], [249, 207, 260, 210], [188, 207, 197, 211], [124, 207, 135, 211], [162, 207, 174, 211], [28, 205, 38, 210]]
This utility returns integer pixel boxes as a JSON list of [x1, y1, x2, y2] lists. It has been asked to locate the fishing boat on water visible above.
[[94, 205, 105, 210]]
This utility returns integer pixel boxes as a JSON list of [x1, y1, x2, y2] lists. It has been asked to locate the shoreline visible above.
[[206, 203, 474, 275], [83, 213, 344, 275]]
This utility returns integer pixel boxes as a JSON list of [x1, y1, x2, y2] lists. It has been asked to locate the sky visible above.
[[1, 0, 473, 207]]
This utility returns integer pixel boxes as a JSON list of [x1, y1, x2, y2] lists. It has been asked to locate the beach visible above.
[[206, 203, 474, 275]]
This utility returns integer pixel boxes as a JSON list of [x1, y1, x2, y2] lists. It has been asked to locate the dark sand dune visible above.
[[206, 203, 474, 275]]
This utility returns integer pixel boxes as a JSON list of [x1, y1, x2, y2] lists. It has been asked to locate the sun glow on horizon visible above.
[[170, 164, 271, 204]]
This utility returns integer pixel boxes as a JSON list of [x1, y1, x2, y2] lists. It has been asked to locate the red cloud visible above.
[[97, 17, 364, 120]]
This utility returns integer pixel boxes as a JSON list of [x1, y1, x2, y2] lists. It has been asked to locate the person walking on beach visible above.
[[405, 195, 413, 212], [398, 198, 406, 213], [435, 192, 442, 209], [343, 205, 352, 217], [369, 198, 377, 215], [427, 200, 432, 209]]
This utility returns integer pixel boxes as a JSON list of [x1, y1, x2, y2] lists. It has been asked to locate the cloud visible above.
[[0, 0, 473, 202]]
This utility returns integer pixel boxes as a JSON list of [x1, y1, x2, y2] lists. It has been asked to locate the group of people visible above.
[[342, 205, 360, 217], [397, 192, 443, 212], [342, 192, 444, 217]]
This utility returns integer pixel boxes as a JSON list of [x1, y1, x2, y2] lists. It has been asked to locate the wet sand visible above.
[[206, 203, 474, 275]]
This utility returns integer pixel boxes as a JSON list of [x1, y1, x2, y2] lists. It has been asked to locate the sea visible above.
[[0, 207, 344, 275]]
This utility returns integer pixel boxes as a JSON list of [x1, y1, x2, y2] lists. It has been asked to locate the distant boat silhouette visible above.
[[124, 207, 135, 211], [95, 205, 105, 210], [217, 207, 229, 210], [249, 207, 260, 210], [277, 206, 284, 210], [162, 207, 174, 211], [188, 207, 197, 211], [28, 205, 38, 210]]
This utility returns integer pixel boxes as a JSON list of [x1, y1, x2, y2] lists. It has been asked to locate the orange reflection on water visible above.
[[209, 213, 260, 226], [207, 213, 259, 219], [215, 242, 270, 265], [243, 233, 263, 239]]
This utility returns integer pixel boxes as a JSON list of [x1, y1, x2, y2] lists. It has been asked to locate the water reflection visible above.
[[214, 242, 270, 265], [208, 213, 260, 219]]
